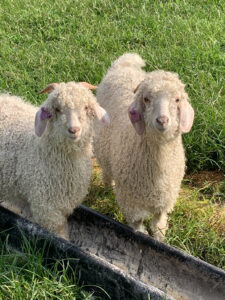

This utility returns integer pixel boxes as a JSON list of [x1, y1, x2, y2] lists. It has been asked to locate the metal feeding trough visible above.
[[0, 205, 224, 300]]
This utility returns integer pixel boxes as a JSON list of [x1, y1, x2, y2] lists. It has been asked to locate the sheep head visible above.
[[129, 71, 194, 140], [35, 82, 109, 144]]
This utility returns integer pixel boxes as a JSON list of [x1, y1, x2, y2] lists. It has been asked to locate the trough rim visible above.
[[75, 205, 225, 279], [0, 205, 176, 300]]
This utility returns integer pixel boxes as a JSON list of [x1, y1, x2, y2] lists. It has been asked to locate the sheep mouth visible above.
[[155, 124, 169, 133], [68, 134, 81, 141]]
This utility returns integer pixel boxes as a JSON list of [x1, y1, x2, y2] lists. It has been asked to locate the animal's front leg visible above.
[[151, 212, 168, 241], [129, 219, 148, 235], [29, 201, 69, 240]]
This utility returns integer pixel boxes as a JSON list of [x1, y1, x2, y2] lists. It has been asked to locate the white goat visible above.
[[94, 54, 194, 241], [0, 81, 109, 239]]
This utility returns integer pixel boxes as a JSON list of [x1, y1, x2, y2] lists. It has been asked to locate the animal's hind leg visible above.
[[102, 170, 114, 187], [98, 160, 114, 187]]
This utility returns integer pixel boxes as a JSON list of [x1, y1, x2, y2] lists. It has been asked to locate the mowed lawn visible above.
[[0, 0, 224, 298], [0, 0, 224, 172]]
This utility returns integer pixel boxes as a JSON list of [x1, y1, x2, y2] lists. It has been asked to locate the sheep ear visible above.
[[128, 100, 145, 135], [179, 101, 194, 133], [39, 83, 58, 94], [79, 82, 97, 90], [35, 107, 52, 137], [93, 103, 110, 126]]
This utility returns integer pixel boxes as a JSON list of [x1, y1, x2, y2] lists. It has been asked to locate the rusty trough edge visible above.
[[0, 205, 173, 300]]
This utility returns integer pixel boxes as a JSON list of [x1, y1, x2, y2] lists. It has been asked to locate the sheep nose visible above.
[[68, 126, 80, 134], [156, 115, 169, 126]]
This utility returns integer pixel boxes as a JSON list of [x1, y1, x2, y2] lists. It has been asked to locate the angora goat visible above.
[[0, 81, 109, 239], [94, 54, 194, 241]]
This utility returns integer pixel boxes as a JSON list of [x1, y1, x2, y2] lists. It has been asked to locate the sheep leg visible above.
[[29, 204, 69, 240], [55, 220, 69, 240], [100, 162, 114, 187], [116, 195, 148, 234], [1, 199, 32, 219], [102, 172, 115, 187], [19, 201, 32, 219], [151, 212, 168, 241], [129, 219, 148, 235]]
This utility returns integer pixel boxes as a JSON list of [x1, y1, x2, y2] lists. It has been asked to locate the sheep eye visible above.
[[175, 98, 180, 103], [55, 107, 61, 113], [143, 97, 151, 104], [84, 105, 88, 110]]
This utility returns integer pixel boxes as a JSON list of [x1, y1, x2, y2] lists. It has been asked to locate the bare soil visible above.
[[185, 171, 225, 187]]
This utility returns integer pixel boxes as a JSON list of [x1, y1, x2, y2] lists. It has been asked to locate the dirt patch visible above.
[[185, 170, 225, 187]]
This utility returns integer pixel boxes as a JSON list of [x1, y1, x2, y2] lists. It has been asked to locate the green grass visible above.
[[0, 236, 97, 300], [166, 183, 225, 268], [84, 161, 225, 269], [0, 0, 225, 172]]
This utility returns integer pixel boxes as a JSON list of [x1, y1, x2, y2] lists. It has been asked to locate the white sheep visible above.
[[94, 53, 194, 241], [0, 81, 109, 239]]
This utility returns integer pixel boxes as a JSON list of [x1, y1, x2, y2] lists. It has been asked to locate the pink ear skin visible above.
[[128, 101, 145, 135], [129, 108, 142, 123], [40, 107, 52, 120], [93, 104, 110, 126], [35, 107, 52, 137], [179, 101, 194, 133]]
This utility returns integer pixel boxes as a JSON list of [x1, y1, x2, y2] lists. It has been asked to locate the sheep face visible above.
[[35, 82, 109, 143], [47, 93, 92, 143], [129, 71, 194, 140]]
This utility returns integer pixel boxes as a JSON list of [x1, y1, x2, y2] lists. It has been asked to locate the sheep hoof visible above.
[[130, 221, 148, 235], [152, 231, 165, 242], [137, 226, 148, 235], [102, 175, 115, 188]]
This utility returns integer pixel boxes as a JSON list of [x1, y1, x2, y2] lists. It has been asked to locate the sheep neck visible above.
[[37, 134, 93, 160], [140, 132, 184, 170]]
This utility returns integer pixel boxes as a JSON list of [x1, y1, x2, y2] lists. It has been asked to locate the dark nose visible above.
[[68, 126, 80, 134], [156, 115, 169, 126]]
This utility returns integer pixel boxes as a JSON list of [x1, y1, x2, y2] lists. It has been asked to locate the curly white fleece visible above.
[[0, 82, 102, 239], [94, 54, 193, 241]]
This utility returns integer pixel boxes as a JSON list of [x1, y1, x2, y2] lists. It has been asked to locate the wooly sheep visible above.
[[94, 53, 194, 241], [0, 81, 109, 239]]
